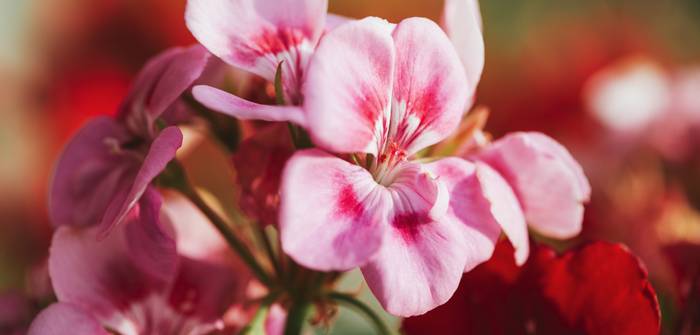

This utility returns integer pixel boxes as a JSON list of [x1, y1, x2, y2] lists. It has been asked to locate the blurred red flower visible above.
[[403, 239, 660, 335]]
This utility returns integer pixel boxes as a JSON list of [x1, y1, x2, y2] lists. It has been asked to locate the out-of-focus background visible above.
[[1, 0, 699, 333]]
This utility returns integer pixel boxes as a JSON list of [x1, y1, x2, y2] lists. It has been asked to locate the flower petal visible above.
[[476, 132, 590, 239], [474, 162, 529, 265], [49, 196, 177, 330], [361, 162, 467, 317], [391, 17, 470, 154], [192, 85, 306, 125], [303, 17, 395, 155], [403, 240, 661, 335], [279, 149, 390, 271], [424, 158, 500, 272], [49, 117, 133, 228], [98, 126, 183, 236], [185, 0, 327, 85], [28, 303, 108, 335], [441, 0, 485, 93]]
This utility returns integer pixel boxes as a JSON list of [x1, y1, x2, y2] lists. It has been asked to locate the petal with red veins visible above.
[[279, 149, 390, 271], [28, 303, 108, 335], [98, 126, 183, 236], [440, 0, 485, 93], [474, 162, 529, 265], [476, 132, 590, 239], [390, 17, 470, 154], [424, 158, 500, 272], [303, 17, 395, 155], [185, 0, 327, 86], [193, 85, 307, 125], [49, 116, 133, 228], [361, 161, 467, 317]]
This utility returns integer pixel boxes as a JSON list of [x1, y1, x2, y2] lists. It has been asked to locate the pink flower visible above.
[[186, 0, 330, 125], [278, 17, 499, 317], [464, 131, 591, 264], [49, 45, 210, 235], [28, 189, 246, 335]]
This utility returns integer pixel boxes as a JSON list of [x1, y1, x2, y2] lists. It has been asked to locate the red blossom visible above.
[[403, 240, 660, 335]]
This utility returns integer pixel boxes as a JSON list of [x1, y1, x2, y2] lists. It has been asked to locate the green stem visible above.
[[284, 299, 313, 335], [328, 292, 392, 335], [167, 161, 272, 286], [255, 223, 282, 279], [240, 292, 280, 334]]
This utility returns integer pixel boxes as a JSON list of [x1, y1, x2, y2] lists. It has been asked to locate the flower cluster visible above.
[[26, 0, 660, 334]]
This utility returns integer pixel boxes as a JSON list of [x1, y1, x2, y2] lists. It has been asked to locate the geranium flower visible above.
[[402, 240, 661, 335], [49, 45, 211, 235], [185, 0, 329, 125], [279, 17, 505, 317], [28, 189, 245, 335]]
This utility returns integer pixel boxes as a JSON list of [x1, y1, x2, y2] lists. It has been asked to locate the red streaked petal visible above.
[[279, 149, 390, 271]]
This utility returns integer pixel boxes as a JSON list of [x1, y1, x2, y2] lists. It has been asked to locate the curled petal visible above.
[[424, 158, 500, 272], [193, 85, 306, 125], [99, 126, 183, 236], [477, 132, 590, 239], [441, 0, 485, 93], [474, 162, 529, 265], [280, 149, 390, 271], [390, 17, 470, 154], [28, 303, 108, 335], [304, 17, 395, 155], [362, 162, 466, 316]]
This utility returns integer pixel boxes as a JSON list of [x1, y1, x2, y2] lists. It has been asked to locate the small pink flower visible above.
[[29, 190, 246, 335], [49, 45, 210, 235], [279, 17, 497, 317], [186, 0, 329, 125]]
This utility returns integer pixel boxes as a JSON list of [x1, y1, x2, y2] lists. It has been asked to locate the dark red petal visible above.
[[403, 240, 661, 335]]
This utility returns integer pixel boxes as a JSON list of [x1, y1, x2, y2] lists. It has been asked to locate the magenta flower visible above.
[[470, 132, 592, 263], [49, 45, 210, 235], [278, 17, 504, 316], [28, 189, 244, 335], [185, 0, 329, 125]]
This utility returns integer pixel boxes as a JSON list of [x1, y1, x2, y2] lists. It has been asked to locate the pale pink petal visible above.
[[361, 161, 467, 317], [279, 149, 390, 271], [476, 132, 590, 239], [98, 126, 183, 236], [441, 0, 485, 92], [49, 117, 132, 228], [325, 13, 352, 31], [192, 85, 306, 125], [474, 162, 529, 265], [28, 303, 108, 335], [390, 17, 470, 154], [185, 0, 327, 97], [424, 158, 500, 271], [303, 17, 395, 155], [161, 190, 229, 263]]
